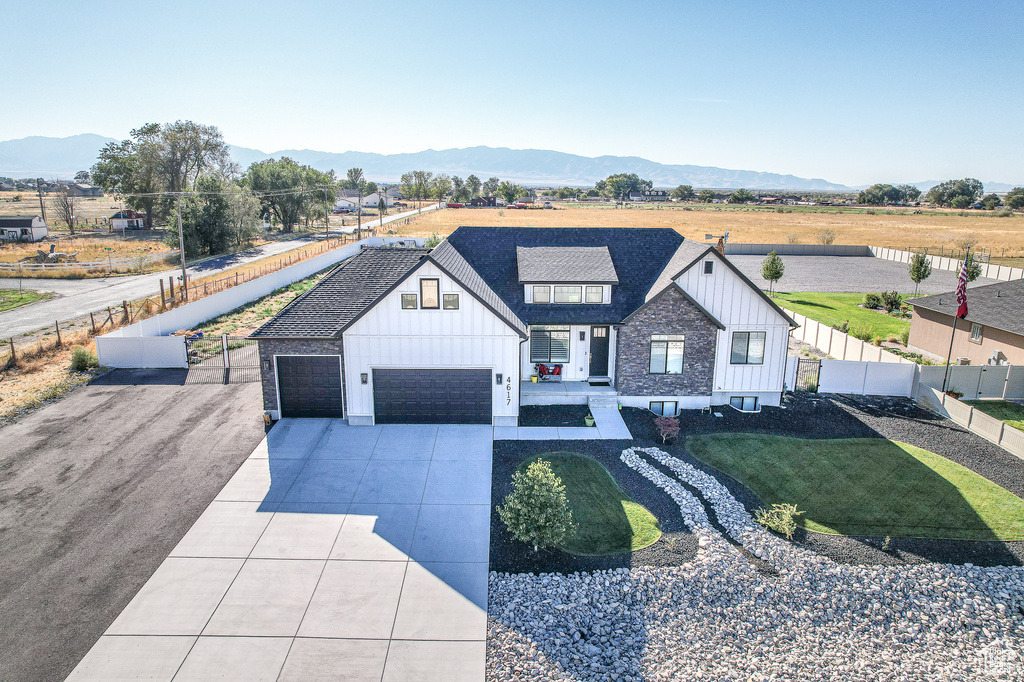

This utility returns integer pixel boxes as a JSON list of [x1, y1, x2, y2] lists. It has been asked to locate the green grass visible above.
[[519, 452, 661, 555], [685, 433, 1024, 541], [965, 401, 1024, 432], [774, 291, 911, 341], [0, 288, 52, 312]]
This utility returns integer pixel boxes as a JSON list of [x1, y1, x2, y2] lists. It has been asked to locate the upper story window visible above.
[[420, 279, 439, 309], [731, 331, 765, 365], [650, 334, 684, 374], [533, 285, 550, 303], [443, 294, 459, 310], [970, 323, 983, 342], [553, 285, 582, 303], [703, 260, 714, 275], [401, 293, 417, 309], [585, 285, 604, 303]]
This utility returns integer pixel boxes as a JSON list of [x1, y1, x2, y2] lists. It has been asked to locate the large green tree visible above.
[[671, 184, 695, 201], [243, 157, 335, 233], [858, 183, 903, 206], [482, 176, 501, 197], [91, 123, 163, 228], [465, 174, 482, 198], [344, 168, 366, 192], [728, 188, 756, 204], [1005, 187, 1024, 210], [697, 189, 716, 203], [432, 174, 452, 204], [497, 181, 524, 205], [600, 173, 651, 200], [925, 178, 983, 208], [981, 193, 1002, 210]]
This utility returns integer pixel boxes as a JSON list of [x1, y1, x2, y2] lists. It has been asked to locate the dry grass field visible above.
[[392, 203, 1024, 256]]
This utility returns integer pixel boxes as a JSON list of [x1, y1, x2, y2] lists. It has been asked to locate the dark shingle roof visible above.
[[0, 216, 40, 228], [645, 240, 712, 301], [445, 227, 686, 325], [907, 279, 1024, 337], [516, 246, 619, 284], [430, 240, 527, 336], [250, 247, 430, 338]]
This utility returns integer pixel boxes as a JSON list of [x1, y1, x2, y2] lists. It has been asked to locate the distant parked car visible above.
[[542, 201, 552, 209], [393, 201, 407, 208]]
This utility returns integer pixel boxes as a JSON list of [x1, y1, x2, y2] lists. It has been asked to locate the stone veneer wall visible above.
[[257, 338, 346, 413], [614, 287, 717, 396]]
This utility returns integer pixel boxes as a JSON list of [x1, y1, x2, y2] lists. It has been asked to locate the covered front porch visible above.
[[520, 379, 617, 406]]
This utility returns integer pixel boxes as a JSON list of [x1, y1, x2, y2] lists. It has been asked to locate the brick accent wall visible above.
[[257, 338, 346, 413], [614, 287, 718, 396]]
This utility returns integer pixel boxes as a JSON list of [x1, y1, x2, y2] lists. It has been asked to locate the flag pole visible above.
[[941, 246, 969, 393]]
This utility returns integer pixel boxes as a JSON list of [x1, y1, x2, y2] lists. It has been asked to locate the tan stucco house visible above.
[[907, 279, 1024, 365]]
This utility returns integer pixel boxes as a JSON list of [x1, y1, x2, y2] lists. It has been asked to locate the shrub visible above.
[[754, 503, 804, 539], [865, 209, 876, 215], [497, 459, 577, 552], [872, 335, 883, 347], [863, 293, 882, 309], [881, 291, 903, 314], [786, 233, 800, 244], [817, 228, 836, 245], [833, 320, 850, 334], [70, 347, 98, 371], [851, 327, 874, 342], [899, 328, 910, 346], [654, 416, 681, 444], [423, 232, 442, 248]]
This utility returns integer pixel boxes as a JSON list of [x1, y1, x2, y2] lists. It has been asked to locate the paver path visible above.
[[66, 418, 492, 681]]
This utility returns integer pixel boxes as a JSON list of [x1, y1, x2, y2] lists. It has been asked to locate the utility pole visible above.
[[379, 184, 388, 231], [177, 195, 188, 300], [356, 187, 362, 240], [323, 185, 331, 244], [35, 179, 47, 225]]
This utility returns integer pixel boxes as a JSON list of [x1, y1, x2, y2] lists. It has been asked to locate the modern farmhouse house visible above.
[[251, 226, 797, 425]]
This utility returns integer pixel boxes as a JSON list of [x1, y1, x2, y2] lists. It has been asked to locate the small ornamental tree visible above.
[[497, 459, 577, 552], [908, 252, 932, 297], [654, 416, 680, 444], [760, 250, 785, 296]]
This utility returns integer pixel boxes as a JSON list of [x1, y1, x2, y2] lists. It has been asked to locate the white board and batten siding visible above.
[[343, 261, 523, 426], [675, 255, 791, 407], [519, 325, 617, 382]]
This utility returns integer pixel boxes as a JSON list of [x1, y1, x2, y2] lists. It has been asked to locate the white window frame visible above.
[[553, 285, 582, 304], [970, 323, 983, 343], [585, 285, 604, 303], [533, 285, 550, 303]]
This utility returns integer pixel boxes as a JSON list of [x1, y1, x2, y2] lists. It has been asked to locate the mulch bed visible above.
[[492, 396, 1024, 572], [518, 405, 594, 428]]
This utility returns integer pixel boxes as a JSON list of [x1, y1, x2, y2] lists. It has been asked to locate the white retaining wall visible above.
[[96, 237, 420, 369], [869, 246, 1024, 282]]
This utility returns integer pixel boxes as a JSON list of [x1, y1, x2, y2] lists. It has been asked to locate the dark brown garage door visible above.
[[276, 356, 343, 418], [373, 369, 491, 424]]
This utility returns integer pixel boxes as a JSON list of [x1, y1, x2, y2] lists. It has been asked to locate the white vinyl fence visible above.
[[915, 384, 1024, 459], [917, 364, 1024, 401], [784, 308, 916, 364], [96, 236, 421, 368], [818, 360, 918, 397], [869, 246, 1024, 282], [0, 250, 176, 273]]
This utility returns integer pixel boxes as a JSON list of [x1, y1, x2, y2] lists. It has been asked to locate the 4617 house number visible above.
[[506, 375, 512, 406]]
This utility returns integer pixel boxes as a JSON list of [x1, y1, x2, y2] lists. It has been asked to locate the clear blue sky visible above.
[[3, 0, 1022, 186]]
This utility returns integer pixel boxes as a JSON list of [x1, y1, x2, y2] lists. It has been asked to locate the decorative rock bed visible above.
[[487, 446, 1024, 681]]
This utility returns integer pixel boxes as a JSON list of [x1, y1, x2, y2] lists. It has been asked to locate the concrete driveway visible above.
[[67, 418, 493, 682]]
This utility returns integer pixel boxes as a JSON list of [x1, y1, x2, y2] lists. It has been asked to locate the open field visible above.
[[0, 232, 172, 265], [773, 292, 911, 341], [686, 433, 1024, 541], [392, 202, 1024, 254]]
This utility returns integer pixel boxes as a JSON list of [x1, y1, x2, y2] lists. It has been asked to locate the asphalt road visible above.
[[0, 204, 437, 338], [0, 369, 266, 682], [728, 255, 999, 294]]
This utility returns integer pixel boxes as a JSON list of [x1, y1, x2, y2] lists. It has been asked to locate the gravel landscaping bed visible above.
[[519, 404, 595, 428], [490, 438, 698, 574], [487, 442, 1024, 681]]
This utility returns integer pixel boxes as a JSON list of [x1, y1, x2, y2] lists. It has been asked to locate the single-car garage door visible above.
[[373, 369, 491, 424], [276, 356, 343, 418]]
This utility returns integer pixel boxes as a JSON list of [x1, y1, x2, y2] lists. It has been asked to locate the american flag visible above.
[[956, 251, 969, 319]]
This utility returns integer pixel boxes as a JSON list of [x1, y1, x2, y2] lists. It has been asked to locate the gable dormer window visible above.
[[533, 285, 550, 303], [553, 285, 582, 303], [585, 285, 603, 303]]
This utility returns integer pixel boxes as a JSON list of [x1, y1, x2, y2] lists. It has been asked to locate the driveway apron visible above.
[[66, 419, 493, 682]]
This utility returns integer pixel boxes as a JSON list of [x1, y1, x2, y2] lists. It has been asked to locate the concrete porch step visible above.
[[588, 395, 620, 409]]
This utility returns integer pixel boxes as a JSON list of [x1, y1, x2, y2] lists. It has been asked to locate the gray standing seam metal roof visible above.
[[907, 279, 1024, 337], [250, 247, 431, 338], [516, 246, 620, 284]]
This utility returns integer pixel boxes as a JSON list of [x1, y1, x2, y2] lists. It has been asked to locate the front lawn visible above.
[[774, 291, 910, 341], [965, 400, 1024, 432], [519, 452, 661, 555], [0, 288, 52, 312], [685, 433, 1024, 541]]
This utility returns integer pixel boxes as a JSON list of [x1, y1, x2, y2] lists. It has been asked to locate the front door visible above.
[[589, 326, 610, 376]]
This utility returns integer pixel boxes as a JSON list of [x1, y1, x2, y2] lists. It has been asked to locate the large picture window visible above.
[[420, 279, 440, 309], [553, 285, 582, 303], [731, 331, 765, 365], [649, 334, 684, 374], [530, 325, 570, 363]]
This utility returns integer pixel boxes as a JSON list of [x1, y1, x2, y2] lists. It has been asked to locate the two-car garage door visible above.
[[373, 369, 491, 424]]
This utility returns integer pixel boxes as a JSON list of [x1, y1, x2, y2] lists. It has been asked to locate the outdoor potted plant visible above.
[[530, 374, 539, 383], [584, 414, 595, 427]]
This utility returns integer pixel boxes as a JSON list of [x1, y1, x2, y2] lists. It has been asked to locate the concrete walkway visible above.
[[494, 405, 633, 440], [66, 418, 491, 681]]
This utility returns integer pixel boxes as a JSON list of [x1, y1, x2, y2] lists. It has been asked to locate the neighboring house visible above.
[[335, 190, 393, 209], [907, 280, 1024, 365], [250, 227, 797, 424], [67, 183, 103, 197], [109, 210, 146, 230], [0, 215, 48, 242], [470, 196, 497, 207], [642, 190, 670, 202]]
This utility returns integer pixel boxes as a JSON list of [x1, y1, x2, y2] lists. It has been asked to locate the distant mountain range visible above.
[[0, 134, 1019, 192]]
